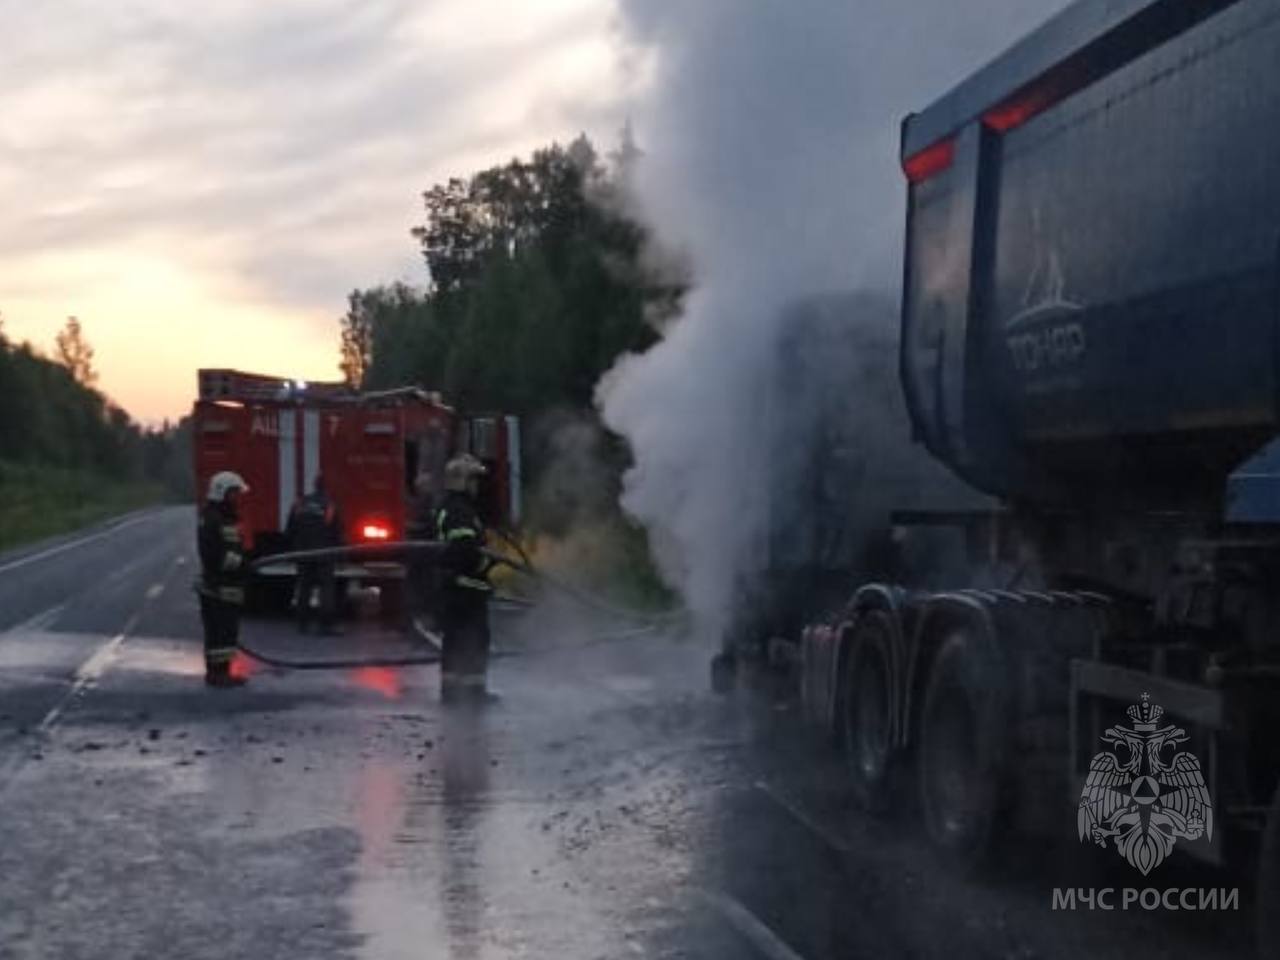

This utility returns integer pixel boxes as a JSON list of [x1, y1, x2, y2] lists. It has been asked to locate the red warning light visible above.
[[361, 523, 391, 541]]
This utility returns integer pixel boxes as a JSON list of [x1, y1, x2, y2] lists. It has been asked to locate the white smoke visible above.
[[598, 0, 1070, 639]]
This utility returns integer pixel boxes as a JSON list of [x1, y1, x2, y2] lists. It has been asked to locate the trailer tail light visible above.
[[902, 137, 956, 184], [361, 522, 392, 541], [983, 85, 1057, 133]]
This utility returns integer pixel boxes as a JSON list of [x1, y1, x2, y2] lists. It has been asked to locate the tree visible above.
[[55, 317, 97, 387], [339, 294, 374, 387], [412, 177, 489, 294], [347, 131, 685, 526]]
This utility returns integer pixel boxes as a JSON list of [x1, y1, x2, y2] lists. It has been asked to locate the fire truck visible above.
[[191, 368, 521, 614]]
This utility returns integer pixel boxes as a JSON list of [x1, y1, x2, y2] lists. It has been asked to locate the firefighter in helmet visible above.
[[198, 471, 250, 687], [287, 473, 342, 634], [436, 454, 493, 703]]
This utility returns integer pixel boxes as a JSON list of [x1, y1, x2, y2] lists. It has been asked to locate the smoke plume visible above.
[[598, 1, 1068, 639]]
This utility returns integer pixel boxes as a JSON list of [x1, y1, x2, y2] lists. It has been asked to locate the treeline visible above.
[[339, 129, 684, 427], [0, 318, 191, 498], [336, 130, 683, 602]]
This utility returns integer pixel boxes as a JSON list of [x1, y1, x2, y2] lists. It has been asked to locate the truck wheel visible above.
[[841, 612, 896, 812], [917, 627, 1009, 869], [1258, 782, 1280, 958]]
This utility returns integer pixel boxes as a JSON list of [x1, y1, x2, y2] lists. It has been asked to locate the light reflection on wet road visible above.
[[0, 509, 1256, 959]]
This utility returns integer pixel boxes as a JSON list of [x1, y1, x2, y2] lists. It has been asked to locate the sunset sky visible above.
[[0, 0, 632, 423]]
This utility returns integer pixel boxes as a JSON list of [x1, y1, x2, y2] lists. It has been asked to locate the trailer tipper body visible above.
[[900, 0, 1280, 509], [745, 0, 1280, 944]]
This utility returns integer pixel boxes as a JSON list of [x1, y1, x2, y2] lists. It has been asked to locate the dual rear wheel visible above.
[[841, 614, 1007, 869]]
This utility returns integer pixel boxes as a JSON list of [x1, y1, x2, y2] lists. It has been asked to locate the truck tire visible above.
[[841, 611, 896, 812], [1258, 782, 1280, 959], [917, 627, 1009, 869]]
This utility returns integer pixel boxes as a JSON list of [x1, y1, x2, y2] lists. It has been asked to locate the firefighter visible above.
[[436, 454, 493, 703], [199, 471, 250, 688], [287, 473, 342, 634]]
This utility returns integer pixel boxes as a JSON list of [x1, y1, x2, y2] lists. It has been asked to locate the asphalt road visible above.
[[0, 506, 1257, 959]]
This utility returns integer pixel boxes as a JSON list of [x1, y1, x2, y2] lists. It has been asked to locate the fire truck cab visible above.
[[192, 369, 521, 614]]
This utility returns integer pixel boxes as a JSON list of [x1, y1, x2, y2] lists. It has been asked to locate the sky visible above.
[[0, 0, 633, 423]]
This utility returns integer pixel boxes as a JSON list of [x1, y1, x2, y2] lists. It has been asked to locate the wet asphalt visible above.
[[0, 507, 1257, 959]]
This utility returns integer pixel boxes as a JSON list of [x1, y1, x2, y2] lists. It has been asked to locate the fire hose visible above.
[[201, 540, 679, 671]]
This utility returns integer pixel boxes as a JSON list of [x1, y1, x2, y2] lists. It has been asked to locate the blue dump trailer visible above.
[[729, 0, 1280, 947]]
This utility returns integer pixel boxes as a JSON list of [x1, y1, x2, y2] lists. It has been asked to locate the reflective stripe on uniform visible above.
[[445, 527, 478, 541], [454, 576, 492, 592], [206, 648, 237, 664], [221, 525, 240, 544], [218, 586, 245, 604], [222, 553, 243, 571]]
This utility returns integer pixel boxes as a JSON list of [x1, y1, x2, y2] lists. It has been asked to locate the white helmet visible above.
[[443, 455, 487, 493], [207, 471, 249, 503]]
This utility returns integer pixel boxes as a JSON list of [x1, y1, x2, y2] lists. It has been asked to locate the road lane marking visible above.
[[146, 583, 165, 600], [0, 625, 132, 795], [99, 553, 153, 592], [0, 511, 160, 576], [5, 603, 67, 635], [35, 608, 141, 734], [697, 890, 808, 960], [755, 780, 851, 854], [0, 550, 180, 795], [36, 635, 124, 732]]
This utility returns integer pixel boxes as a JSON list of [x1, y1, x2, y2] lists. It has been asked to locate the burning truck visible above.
[[722, 0, 1280, 945]]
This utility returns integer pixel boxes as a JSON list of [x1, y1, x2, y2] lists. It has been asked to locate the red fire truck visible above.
[[191, 369, 521, 613]]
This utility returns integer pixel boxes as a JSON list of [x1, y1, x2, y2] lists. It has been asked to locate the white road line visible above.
[[697, 890, 808, 960], [755, 780, 851, 854], [0, 511, 159, 576], [0, 548, 179, 795], [36, 633, 126, 733], [5, 603, 67, 635], [34, 606, 141, 734], [99, 553, 152, 592], [0, 624, 132, 795]]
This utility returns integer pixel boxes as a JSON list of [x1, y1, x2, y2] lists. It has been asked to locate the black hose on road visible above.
[[195, 582, 444, 669], [207, 540, 682, 672], [249, 541, 679, 628]]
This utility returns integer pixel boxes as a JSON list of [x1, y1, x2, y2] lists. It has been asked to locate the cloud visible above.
[[0, 0, 628, 418]]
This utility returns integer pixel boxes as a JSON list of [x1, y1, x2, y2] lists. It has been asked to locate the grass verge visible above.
[[0, 460, 171, 554], [519, 513, 677, 614]]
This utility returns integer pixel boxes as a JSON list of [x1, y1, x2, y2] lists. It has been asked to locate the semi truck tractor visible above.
[[722, 0, 1280, 944]]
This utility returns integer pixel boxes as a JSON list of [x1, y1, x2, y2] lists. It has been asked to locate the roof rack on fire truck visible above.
[[198, 369, 352, 403], [197, 369, 449, 408]]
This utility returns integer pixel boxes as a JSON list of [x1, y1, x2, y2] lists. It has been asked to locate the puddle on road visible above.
[[347, 707, 642, 960]]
